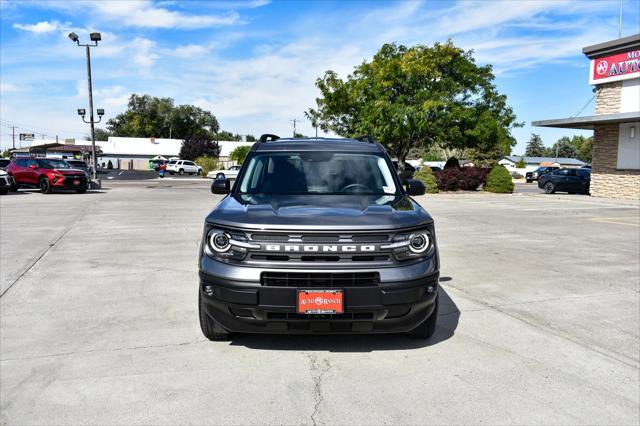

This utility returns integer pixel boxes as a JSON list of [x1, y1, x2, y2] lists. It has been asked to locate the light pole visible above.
[[69, 31, 103, 183]]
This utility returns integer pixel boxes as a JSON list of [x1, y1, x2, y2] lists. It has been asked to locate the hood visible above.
[[206, 194, 433, 231], [56, 168, 86, 175], [0, 170, 7, 176]]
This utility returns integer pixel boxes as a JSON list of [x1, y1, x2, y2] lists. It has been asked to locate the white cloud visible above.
[[0, 83, 30, 93], [13, 20, 63, 33], [169, 44, 211, 59], [90, 1, 239, 29], [132, 37, 160, 68]]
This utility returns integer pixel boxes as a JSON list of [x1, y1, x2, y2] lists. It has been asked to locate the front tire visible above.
[[39, 177, 52, 194], [0, 188, 8, 195], [178, 169, 184, 175], [199, 293, 232, 341], [197, 169, 202, 176], [406, 295, 439, 339], [544, 182, 555, 194]]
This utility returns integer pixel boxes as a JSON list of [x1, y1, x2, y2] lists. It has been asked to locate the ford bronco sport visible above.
[[199, 134, 439, 340]]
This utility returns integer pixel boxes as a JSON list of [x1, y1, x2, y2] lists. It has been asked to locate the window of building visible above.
[[617, 122, 640, 170]]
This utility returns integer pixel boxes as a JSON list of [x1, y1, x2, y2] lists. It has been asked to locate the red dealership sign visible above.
[[590, 49, 640, 84]]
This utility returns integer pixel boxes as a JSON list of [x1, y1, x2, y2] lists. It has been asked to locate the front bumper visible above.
[[53, 176, 88, 189], [199, 258, 439, 334]]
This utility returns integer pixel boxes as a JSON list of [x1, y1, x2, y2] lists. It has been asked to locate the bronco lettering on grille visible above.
[[263, 244, 377, 253]]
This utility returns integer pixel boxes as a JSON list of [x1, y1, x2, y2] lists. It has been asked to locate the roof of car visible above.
[[254, 137, 384, 153]]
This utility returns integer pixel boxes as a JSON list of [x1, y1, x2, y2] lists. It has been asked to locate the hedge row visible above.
[[412, 165, 513, 193]]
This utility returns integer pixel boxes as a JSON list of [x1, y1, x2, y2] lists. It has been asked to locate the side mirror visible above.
[[29, 164, 37, 169], [211, 178, 230, 194], [404, 179, 425, 196]]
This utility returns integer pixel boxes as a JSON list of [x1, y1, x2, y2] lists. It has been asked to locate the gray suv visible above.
[[199, 134, 439, 340]]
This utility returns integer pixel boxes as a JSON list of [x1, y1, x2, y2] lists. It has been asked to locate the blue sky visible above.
[[1, 0, 639, 154]]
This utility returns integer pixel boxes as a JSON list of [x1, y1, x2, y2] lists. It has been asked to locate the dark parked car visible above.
[[200, 134, 438, 341], [525, 166, 559, 183], [65, 160, 92, 178], [392, 161, 416, 179], [0, 158, 11, 170], [538, 168, 591, 194]]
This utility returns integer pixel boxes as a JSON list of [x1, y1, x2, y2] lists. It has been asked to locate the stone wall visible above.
[[590, 174, 640, 199], [590, 123, 640, 199], [595, 82, 622, 114]]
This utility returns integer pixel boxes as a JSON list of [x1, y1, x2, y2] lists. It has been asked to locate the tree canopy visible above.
[[306, 41, 521, 170], [525, 134, 546, 157], [553, 135, 592, 162], [230, 145, 253, 164], [106, 94, 220, 140]]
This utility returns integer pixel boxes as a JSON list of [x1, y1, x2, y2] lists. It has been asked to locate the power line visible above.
[[571, 94, 595, 118]]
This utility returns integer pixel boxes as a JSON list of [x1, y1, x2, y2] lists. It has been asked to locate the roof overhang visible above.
[[582, 34, 640, 59], [532, 112, 640, 130]]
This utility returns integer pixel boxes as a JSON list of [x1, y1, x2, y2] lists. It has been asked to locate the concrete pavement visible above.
[[1, 182, 638, 425]]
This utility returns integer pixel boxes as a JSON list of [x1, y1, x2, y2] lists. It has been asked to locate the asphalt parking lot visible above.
[[1, 182, 638, 425]]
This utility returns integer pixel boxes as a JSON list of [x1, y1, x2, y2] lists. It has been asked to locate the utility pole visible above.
[[289, 119, 300, 137], [555, 143, 559, 162], [11, 125, 15, 149], [619, 0, 624, 38]]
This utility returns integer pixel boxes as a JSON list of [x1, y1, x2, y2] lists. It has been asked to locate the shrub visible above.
[[435, 167, 489, 191], [230, 145, 253, 164], [413, 167, 439, 194], [484, 165, 514, 193], [515, 157, 526, 168], [194, 156, 219, 177]]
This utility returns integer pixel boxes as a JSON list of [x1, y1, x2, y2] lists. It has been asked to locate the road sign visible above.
[[19, 133, 35, 141]]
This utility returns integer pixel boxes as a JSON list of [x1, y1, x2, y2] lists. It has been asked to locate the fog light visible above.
[[204, 285, 214, 296], [426, 286, 434, 294]]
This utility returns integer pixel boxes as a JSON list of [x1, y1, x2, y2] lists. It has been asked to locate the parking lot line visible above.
[[589, 216, 640, 227]]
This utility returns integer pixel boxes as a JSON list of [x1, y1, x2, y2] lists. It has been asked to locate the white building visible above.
[[499, 155, 586, 176], [95, 137, 254, 170]]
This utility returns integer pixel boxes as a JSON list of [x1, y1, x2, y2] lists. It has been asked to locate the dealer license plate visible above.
[[297, 289, 343, 314]]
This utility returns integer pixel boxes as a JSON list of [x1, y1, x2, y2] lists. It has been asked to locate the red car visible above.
[[6, 158, 88, 194]]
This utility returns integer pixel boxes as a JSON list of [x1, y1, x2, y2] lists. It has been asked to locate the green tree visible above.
[[484, 165, 514, 193], [525, 134, 546, 157], [85, 128, 113, 141], [179, 137, 220, 161], [106, 94, 219, 139], [245, 134, 256, 142], [2, 149, 12, 158], [306, 41, 520, 173], [229, 145, 253, 164], [576, 136, 593, 163], [215, 130, 241, 141], [515, 157, 526, 168], [555, 135, 592, 162], [552, 137, 578, 158]]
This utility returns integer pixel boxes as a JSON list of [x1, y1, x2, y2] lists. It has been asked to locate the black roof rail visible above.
[[353, 135, 375, 143], [259, 134, 280, 143]]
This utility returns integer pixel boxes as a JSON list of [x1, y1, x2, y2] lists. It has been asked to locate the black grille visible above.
[[267, 312, 374, 320], [261, 272, 380, 287]]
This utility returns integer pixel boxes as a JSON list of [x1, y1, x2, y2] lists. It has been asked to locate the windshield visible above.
[[37, 159, 71, 169], [66, 161, 87, 168], [168, 160, 177, 165], [238, 152, 398, 195]]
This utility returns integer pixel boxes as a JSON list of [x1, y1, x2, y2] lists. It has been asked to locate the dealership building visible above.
[[533, 34, 640, 199]]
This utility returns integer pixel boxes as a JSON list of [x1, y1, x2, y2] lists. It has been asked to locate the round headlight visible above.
[[210, 232, 231, 252], [409, 233, 430, 253]]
